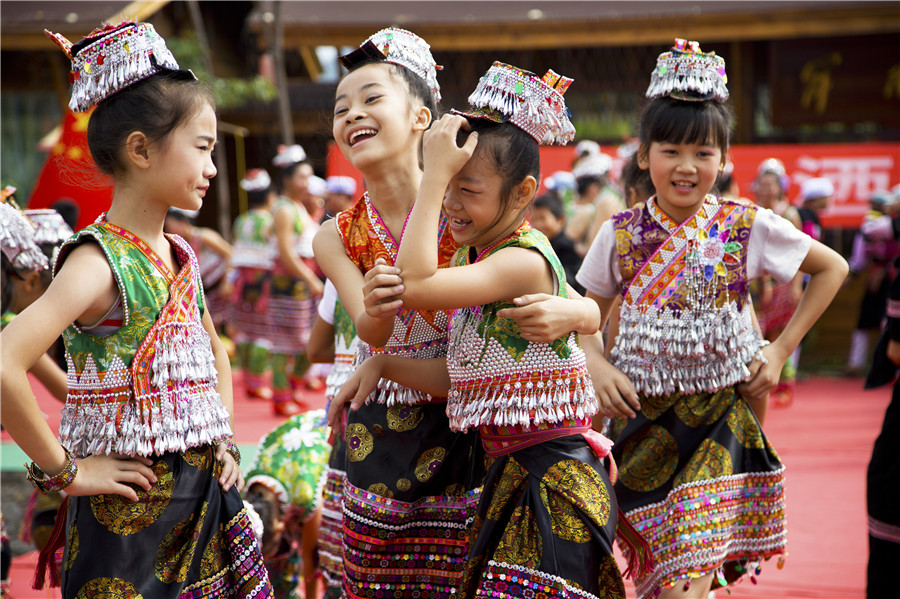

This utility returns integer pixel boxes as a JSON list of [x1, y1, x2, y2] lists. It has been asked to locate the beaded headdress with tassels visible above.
[[339, 27, 442, 103], [45, 21, 196, 113], [454, 62, 575, 146], [0, 197, 50, 272], [646, 38, 729, 102]]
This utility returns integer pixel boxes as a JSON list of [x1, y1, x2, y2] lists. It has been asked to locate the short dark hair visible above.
[[247, 188, 270, 208], [534, 192, 565, 220], [87, 71, 215, 176], [638, 96, 731, 163]]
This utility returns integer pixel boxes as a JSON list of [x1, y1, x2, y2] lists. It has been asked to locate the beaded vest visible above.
[[324, 297, 359, 400], [271, 198, 307, 260], [611, 195, 765, 397], [446, 223, 597, 432], [55, 218, 231, 457], [335, 193, 458, 405], [231, 209, 275, 269]]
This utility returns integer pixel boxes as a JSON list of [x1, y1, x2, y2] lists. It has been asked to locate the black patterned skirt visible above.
[[459, 435, 625, 599], [341, 400, 484, 598], [60, 445, 272, 598], [609, 386, 787, 598], [318, 406, 348, 599]]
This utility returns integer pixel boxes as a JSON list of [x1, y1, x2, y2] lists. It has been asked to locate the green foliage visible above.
[[166, 33, 277, 109]]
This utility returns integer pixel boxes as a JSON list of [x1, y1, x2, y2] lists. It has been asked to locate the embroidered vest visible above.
[[445, 223, 597, 432], [231, 209, 275, 270], [335, 193, 458, 405], [55, 218, 232, 457], [611, 195, 766, 397]]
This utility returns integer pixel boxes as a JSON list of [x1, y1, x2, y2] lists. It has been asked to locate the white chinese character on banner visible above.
[[793, 155, 894, 205]]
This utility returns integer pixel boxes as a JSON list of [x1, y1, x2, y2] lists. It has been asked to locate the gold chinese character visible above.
[[800, 52, 842, 115]]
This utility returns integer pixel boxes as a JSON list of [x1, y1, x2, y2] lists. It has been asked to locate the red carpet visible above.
[[3, 374, 889, 599]]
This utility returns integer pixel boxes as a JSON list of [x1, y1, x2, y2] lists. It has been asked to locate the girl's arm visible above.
[[395, 115, 552, 309], [27, 352, 68, 403], [328, 355, 449, 426], [738, 240, 849, 399], [202, 307, 241, 491], [313, 224, 396, 347], [198, 227, 233, 260], [495, 284, 601, 343], [274, 204, 324, 296], [307, 315, 336, 364], [583, 291, 641, 418], [0, 244, 156, 501]]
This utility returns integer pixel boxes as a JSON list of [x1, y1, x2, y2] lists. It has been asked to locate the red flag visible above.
[[27, 108, 113, 231]]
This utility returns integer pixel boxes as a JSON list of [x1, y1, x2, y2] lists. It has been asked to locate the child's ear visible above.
[[514, 176, 538, 209], [21, 269, 42, 293], [636, 145, 650, 170], [124, 131, 152, 169], [412, 106, 432, 132]]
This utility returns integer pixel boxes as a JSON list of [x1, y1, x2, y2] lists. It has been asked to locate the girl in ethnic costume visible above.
[[244, 409, 331, 599], [270, 145, 325, 416], [750, 158, 803, 407], [576, 39, 848, 598], [335, 62, 644, 599], [0, 22, 271, 598], [313, 28, 486, 599], [307, 279, 360, 599], [228, 169, 278, 400]]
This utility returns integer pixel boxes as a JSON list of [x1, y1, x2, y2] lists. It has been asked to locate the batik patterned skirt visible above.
[[341, 400, 484, 599], [60, 445, 272, 599], [267, 264, 317, 355], [608, 386, 786, 598], [459, 436, 625, 599]]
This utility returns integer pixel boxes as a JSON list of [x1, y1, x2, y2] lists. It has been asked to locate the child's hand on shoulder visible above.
[[422, 114, 478, 183], [363, 258, 404, 319]]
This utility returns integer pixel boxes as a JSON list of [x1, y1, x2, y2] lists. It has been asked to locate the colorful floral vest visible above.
[[335, 192, 458, 405], [55, 218, 232, 457], [231, 209, 275, 269], [611, 195, 766, 397], [446, 223, 597, 432]]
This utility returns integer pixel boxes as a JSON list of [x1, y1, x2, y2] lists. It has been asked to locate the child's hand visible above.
[[364, 258, 404, 318], [737, 342, 790, 402], [422, 114, 478, 184], [497, 294, 598, 342], [215, 443, 245, 492], [66, 454, 158, 501], [593, 359, 641, 419], [329, 357, 384, 426]]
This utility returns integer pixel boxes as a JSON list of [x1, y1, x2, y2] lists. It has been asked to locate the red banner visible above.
[[27, 108, 114, 232], [328, 141, 900, 229]]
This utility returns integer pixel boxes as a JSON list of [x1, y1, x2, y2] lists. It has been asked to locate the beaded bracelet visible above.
[[25, 447, 77, 494], [220, 439, 241, 466]]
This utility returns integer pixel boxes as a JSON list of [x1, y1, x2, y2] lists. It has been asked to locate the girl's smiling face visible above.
[[442, 150, 535, 253], [639, 140, 723, 224], [332, 63, 430, 172]]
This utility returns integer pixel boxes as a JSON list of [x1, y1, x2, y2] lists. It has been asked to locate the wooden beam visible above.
[[2, 1, 171, 51], [271, 6, 900, 51]]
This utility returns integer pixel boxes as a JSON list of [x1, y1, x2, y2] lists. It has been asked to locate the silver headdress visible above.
[[646, 38, 729, 103], [24, 209, 74, 247], [455, 62, 575, 146], [46, 21, 196, 113], [0, 198, 49, 272], [240, 169, 272, 192], [339, 27, 442, 103]]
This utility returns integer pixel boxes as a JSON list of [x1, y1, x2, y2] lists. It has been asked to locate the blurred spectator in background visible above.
[[322, 176, 357, 223], [530, 192, 585, 295], [798, 177, 834, 242]]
